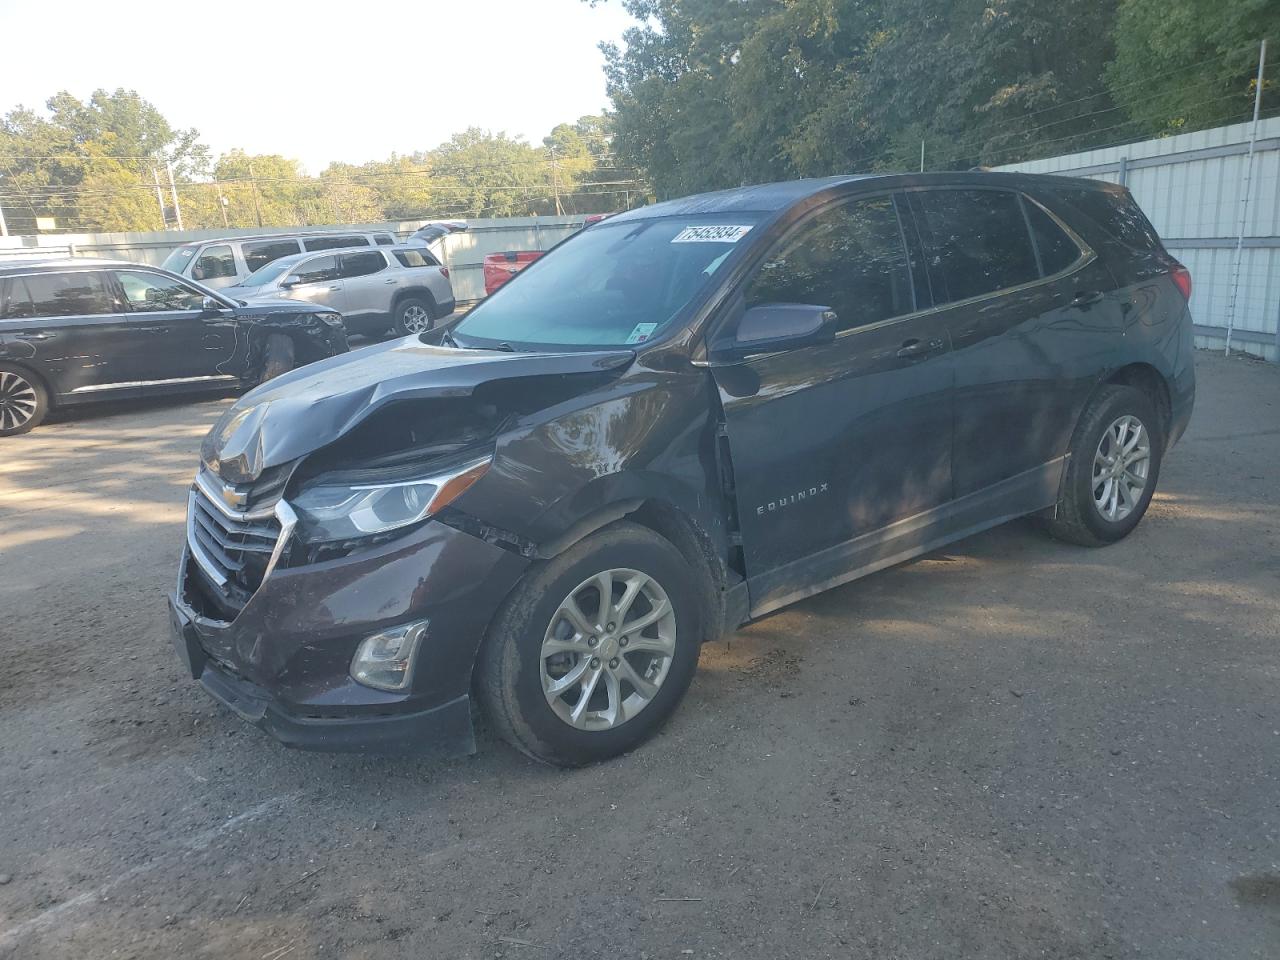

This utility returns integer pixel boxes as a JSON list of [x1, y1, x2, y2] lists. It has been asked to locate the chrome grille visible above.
[[186, 468, 294, 609]]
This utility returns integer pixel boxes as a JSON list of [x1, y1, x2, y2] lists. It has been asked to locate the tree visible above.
[[1107, 0, 1278, 135]]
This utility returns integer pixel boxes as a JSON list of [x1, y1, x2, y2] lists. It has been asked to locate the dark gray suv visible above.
[[170, 172, 1195, 766], [0, 259, 348, 435]]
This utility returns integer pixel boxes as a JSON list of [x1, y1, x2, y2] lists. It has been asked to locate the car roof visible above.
[[608, 170, 1118, 223], [0, 256, 161, 275], [173, 229, 395, 250]]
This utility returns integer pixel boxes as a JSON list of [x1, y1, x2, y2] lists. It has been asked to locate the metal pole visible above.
[[247, 160, 264, 228], [0, 201, 8, 237], [152, 167, 167, 229], [215, 181, 229, 228], [165, 162, 184, 231], [920, 139, 925, 173], [1225, 38, 1266, 356]]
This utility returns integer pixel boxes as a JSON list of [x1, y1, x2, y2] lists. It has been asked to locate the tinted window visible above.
[[1055, 187, 1162, 252], [374, 234, 395, 246], [339, 250, 386, 278], [117, 271, 206, 312], [1, 277, 35, 319], [244, 239, 302, 272], [289, 256, 340, 285], [303, 235, 369, 252], [746, 195, 914, 332], [1024, 200, 1082, 276], [914, 190, 1040, 304], [24, 271, 115, 317], [394, 248, 439, 268], [191, 244, 237, 281]]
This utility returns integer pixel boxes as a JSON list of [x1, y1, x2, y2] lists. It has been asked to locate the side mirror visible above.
[[280, 277, 300, 289], [728, 303, 838, 357], [200, 295, 224, 317]]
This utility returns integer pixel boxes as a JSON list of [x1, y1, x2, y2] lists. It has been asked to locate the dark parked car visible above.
[[170, 172, 1194, 767], [0, 259, 348, 436]]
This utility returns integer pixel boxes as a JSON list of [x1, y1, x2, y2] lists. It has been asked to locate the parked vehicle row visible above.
[[169, 171, 1195, 768], [0, 259, 348, 435], [162, 230, 400, 289]]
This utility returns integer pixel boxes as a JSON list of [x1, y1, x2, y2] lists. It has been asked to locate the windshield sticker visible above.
[[671, 224, 753, 243], [625, 322, 658, 344]]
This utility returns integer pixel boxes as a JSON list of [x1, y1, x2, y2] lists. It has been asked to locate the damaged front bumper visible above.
[[169, 518, 528, 757]]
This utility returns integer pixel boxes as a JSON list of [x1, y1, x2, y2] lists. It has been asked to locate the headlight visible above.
[[291, 456, 491, 543], [319, 313, 345, 328]]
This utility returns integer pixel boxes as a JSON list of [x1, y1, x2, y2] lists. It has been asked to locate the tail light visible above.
[[440, 267, 450, 279], [1170, 264, 1192, 300]]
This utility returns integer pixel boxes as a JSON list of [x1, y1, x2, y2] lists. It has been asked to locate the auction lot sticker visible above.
[[671, 224, 753, 243]]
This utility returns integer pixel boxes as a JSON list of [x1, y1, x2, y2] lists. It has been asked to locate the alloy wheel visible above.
[[0, 371, 38, 432], [401, 304, 432, 333], [1092, 414, 1150, 522], [539, 568, 677, 730]]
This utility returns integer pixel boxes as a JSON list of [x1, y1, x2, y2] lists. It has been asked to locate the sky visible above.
[[0, 0, 636, 172]]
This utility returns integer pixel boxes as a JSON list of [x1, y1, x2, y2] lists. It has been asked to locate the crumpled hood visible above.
[[202, 337, 634, 483]]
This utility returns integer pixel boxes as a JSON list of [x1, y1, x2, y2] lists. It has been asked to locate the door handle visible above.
[[896, 337, 943, 359], [383, 278, 397, 284], [14, 332, 53, 341], [143, 327, 171, 335], [328, 285, 341, 291], [1071, 290, 1105, 307]]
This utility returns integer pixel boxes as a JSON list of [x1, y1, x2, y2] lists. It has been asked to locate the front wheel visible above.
[[392, 297, 435, 336], [0, 365, 48, 436], [478, 522, 703, 766], [1046, 384, 1164, 546]]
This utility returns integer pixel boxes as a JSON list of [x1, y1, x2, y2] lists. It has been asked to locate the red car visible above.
[[482, 214, 615, 296]]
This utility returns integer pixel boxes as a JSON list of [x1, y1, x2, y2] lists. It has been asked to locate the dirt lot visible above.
[[1, 350, 1278, 960]]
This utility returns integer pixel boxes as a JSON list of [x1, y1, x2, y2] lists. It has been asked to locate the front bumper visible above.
[[170, 518, 528, 756]]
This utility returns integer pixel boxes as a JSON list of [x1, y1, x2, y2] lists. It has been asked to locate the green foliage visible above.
[[599, 0, 1272, 196]]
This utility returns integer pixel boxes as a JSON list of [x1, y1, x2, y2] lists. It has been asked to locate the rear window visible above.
[[303, 235, 369, 252], [394, 249, 439, 268], [914, 189, 1041, 304], [1053, 187, 1163, 252], [244, 239, 302, 272], [374, 234, 395, 246], [21, 271, 116, 317]]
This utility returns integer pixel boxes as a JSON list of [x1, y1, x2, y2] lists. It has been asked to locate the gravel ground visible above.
[[1, 350, 1277, 960]]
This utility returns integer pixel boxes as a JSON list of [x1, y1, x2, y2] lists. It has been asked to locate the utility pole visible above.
[[165, 162, 184, 231], [0, 201, 8, 237], [215, 181, 230, 228], [550, 146, 563, 216], [152, 167, 167, 229], [1224, 38, 1267, 356], [247, 160, 264, 228], [920, 139, 925, 173]]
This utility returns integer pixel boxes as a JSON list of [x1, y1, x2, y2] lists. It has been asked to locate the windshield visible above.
[[454, 215, 763, 349], [161, 246, 197, 273], [237, 259, 294, 288]]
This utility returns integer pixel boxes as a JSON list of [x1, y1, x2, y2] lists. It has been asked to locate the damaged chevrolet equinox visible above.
[[171, 172, 1195, 766]]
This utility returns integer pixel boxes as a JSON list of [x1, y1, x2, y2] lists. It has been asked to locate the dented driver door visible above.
[[709, 192, 955, 616]]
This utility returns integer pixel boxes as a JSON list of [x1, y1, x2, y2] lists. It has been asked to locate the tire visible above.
[[1046, 384, 1164, 546], [260, 333, 295, 382], [478, 521, 704, 767], [0, 365, 48, 437], [392, 296, 435, 336]]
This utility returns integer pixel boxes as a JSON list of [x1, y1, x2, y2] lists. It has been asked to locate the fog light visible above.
[[351, 620, 428, 691]]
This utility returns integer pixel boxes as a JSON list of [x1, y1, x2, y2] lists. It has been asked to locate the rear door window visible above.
[[303, 235, 369, 252], [1023, 200, 1083, 276], [393, 248, 439, 268], [339, 250, 387, 278], [116, 271, 206, 311], [289, 256, 340, 285], [24, 271, 116, 317], [913, 189, 1040, 304], [746, 194, 916, 332], [191, 244, 237, 282], [244, 238, 302, 272]]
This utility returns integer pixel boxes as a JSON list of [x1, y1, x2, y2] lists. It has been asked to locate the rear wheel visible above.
[[1046, 384, 1164, 546], [260, 333, 295, 382], [0, 365, 48, 436], [392, 297, 434, 336], [478, 522, 703, 766]]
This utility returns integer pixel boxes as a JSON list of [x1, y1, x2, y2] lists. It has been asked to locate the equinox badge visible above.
[[757, 483, 830, 515]]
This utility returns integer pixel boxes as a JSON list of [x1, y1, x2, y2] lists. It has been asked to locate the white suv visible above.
[[223, 246, 455, 336]]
